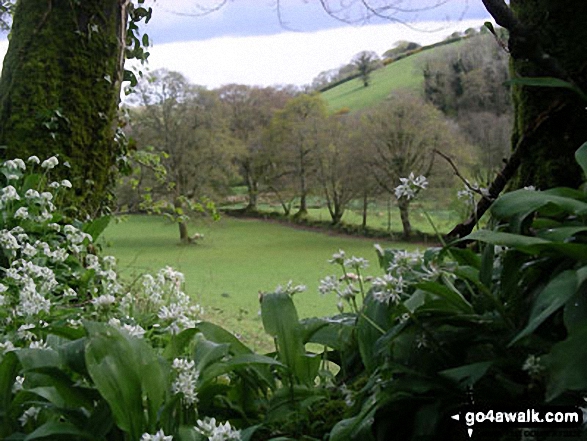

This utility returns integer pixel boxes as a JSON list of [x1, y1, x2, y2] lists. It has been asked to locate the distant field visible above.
[[321, 40, 464, 113], [102, 215, 420, 349]]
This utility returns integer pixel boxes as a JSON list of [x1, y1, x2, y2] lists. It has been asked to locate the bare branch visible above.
[[434, 149, 487, 197], [446, 99, 568, 241]]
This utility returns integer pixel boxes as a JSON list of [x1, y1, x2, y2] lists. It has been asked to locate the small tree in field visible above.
[[353, 51, 381, 87], [362, 93, 459, 238], [124, 69, 241, 242]]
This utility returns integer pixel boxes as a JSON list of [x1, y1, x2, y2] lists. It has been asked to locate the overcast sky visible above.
[[0, 1, 492, 89]]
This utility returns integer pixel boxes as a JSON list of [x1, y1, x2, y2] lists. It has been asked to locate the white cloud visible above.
[[141, 19, 489, 89], [0, 18, 489, 90]]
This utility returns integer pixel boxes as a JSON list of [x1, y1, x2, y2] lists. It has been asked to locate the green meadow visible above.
[[102, 215, 421, 349], [321, 39, 465, 113]]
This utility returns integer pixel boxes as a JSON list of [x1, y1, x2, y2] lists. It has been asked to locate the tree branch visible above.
[[446, 99, 568, 241]]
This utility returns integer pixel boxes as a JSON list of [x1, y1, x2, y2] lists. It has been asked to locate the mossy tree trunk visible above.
[[509, 0, 587, 189], [0, 0, 129, 216]]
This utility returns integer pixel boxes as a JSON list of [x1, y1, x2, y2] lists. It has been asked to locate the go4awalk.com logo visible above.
[[451, 405, 583, 438]]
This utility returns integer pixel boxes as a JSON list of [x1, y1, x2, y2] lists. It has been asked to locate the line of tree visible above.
[[119, 71, 474, 240]]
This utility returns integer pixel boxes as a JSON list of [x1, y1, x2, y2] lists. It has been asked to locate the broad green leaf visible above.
[[491, 190, 587, 220], [414, 281, 473, 313], [261, 292, 317, 385], [82, 216, 111, 242], [17, 348, 61, 371], [0, 352, 19, 436], [536, 226, 587, 241], [329, 395, 377, 441], [544, 322, 587, 401], [576, 141, 587, 178], [85, 322, 167, 438], [445, 247, 481, 269], [193, 333, 230, 373], [510, 270, 578, 345], [506, 76, 587, 101], [465, 230, 549, 252], [300, 315, 355, 351], [439, 361, 492, 387], [162, 328, 199, 360], [357, 292, 394, 372], [195, 322, 252, 355], [23, 422, 97, 440]]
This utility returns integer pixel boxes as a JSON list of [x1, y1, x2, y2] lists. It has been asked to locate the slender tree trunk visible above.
[[362, 192, 368, 230], [0, 0, 128, 216], [509, 0, 587, 189], [398, 198, 412, 239], [174, 196, 189, 242], [245, 177, 258, 212]]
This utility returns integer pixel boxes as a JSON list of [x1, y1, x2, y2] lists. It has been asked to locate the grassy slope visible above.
[[321, 40, 464, 113], [103, 215, 419, 349]]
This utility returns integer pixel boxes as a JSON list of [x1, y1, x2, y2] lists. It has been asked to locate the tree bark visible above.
[[362, 192, 368, 230], [398, 198, 412, 239], [0, 0, 128, 216], [508, 0, 587, 189]]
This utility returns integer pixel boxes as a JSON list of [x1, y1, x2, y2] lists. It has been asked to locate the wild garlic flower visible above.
[[371, 274, 405, 305], [275, 280, 307, 295], [318, 275, 340, 295], [344, 256, 369, 270], [60, 179, 72, 188], [395, 173, 428, 200], [195, 417, 241, 441], [41, 156, 59, 169], [140, 430, 173, 441], [329, 249, 346, 265], [19, 406, 41, 427], [14, 207, 29, 220], [522, 354, 545, 377], [12, 376, 24, 394], [91, 294, 116, 308], [4, 159, 26, 171], [171, 358, 199, 406], [27, 155, 40, 164]]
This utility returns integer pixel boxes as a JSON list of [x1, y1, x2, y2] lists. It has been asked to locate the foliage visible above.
[[120, 69, 239, 241], [2, 146, 587, 439]]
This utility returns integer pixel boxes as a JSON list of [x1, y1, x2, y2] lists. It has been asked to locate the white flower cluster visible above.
[[140, 429, 173, 441], [87, 254, 123, 298], [108, 318, 146, 339], [371, 274, 406, 305], [274, 280, 307, 295], [394, 173, 428, 200], [195, 417, 241, 441], [171, 358, 199, 406], [123, 266, 203, 334]]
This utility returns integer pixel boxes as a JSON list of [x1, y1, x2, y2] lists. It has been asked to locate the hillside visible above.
[[321, 37, 466, 113]]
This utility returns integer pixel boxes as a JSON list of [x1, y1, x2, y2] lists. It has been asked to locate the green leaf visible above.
[[23, 422, 97, 440], [491, 190, 587, 220], [510, 270, 578, 345], [505, 76, 587, 101], [544, 322, 587, 400], [576, 142, 587, 178], [414, 282, 473, 313], [0, 352, 20, 436], [261, 292, 318, 385], [195, 322, 252, 356], [142, 33, 149, 46], [465, 230, 549, 253], [536, 226, 587, 241], [83, 216, 111, 242], [85, 322, 168, 438], [439, 361, 492, 387]]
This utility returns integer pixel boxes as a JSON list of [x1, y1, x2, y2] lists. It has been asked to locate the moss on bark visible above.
[[509, 0, 587, 189], [0, 0, 126, 216]]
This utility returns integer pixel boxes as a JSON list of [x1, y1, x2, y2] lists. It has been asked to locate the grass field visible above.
[[321, 40, 464, 113], [102, 215, 420, 349]]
